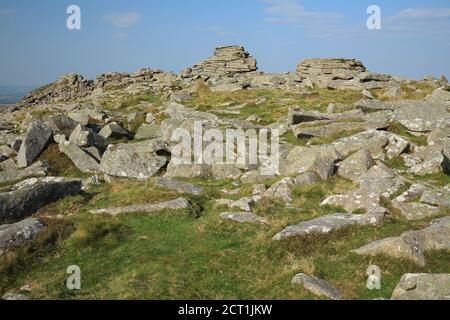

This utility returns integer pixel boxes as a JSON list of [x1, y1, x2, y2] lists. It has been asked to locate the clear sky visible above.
[[0, 0, 449, 87]]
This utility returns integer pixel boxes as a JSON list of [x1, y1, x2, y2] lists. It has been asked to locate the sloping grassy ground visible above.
[[1, 174, 449, 300], [1, 83, 448, 300]]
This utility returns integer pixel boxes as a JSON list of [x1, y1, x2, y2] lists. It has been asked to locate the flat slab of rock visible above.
[[0, 218, 46, 255], [155, 177, 203, 195], [391, 274, 450, 300], [291, 273, 342, 300], [215, 196, 259, 212], [90, 197, 191, 216], [59, 141, 100, 173], [0, 177, 82, 221], [17, 121, 53, 168], [393, 201, 440, 221], [337, 149, 373, 182], [273, 212, 383, 241], [353, 217, 450, 266], [0, 161, 48, 184], [219, 212, 267, 224]]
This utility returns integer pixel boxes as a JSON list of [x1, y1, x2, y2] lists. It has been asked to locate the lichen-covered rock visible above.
[[45, 113, 79, 137], [100, 140, 169, 179], [0, 218, 46, 255], [353, 217, 450, 266], [155, 177, 203, 196], [69, 124, 108, 151], [0, 161, 48, 184], [98, 122, 132, 139], [291, 273, 343, 300], [391, 274, 450, 300], [273, 212, 384, 241], [219, 212, 266, 224], [90, 197, 191, 216], [59, 140, 100, 173], [17, 121, 53, 168], [337, 149, 373, 183], [0, 177, 82, 221]]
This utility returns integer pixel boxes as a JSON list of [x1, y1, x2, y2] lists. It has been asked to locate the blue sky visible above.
[[0, 0, 449, 86]]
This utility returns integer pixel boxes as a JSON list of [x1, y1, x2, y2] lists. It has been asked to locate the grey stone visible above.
[[337, 149, 373, 183], [273, 212, 384, 241], [420, 185, 450, 208], [155, 177, 203, 195], [0, 218, 46, 255], [17, 121, 53, 168], [0, 161, 49, 184], [353, 217, 450, 266], [100, 140, 169, 179], [291, 274, 342, 300], [135, 123, 162, 140], [393, 201, 440, 221], [69, 124, 108, 151], [0, 177, 82, 221], [391, 274, 450, 300], [90, 197, 192, 216], [98, 122, 132, 139], [59, 140, 100, 173], [1, 293, 29, 300], [293, 172, 320, 185], [45, 113, 79, 137], [219, 212, 267, 224]]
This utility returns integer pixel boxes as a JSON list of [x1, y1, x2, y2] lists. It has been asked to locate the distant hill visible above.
[[0, 86, 32, 104]]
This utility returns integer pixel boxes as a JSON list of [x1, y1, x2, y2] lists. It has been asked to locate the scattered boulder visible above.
[[391, 274, 450, 300], [337, 149, 373, 183], [17, 121, 53, 168], [219, 212, 266, 224], [100, 140, 169, 179], [291, 273, 342, 300], [69, 124, 108, 151], [90, 197, 191, 216], [273, 212, 384, 241], [0, 161, 49, 184], [59, 140, 100, 173], [98, 122, 132, 139], [0, 218, 46, 255], [0, 176, 82, 221], [155, 177, 203, 195], [135, 123, 162, 140], [45, 113, 79, 137], [353, 217, 450, 266]]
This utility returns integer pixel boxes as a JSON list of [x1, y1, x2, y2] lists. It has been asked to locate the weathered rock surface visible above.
[[155, 177, 203, 195], [353, 217, 450, 266], [59, 140, 100, 173], [0, 177, 82, 221], [45, 113, 79, 137], [337, 149, 373, 182], [98, 122, 132, 139], [291, 274, 343, 300], [273, 212, 384, 241], [19, 73, 94, 106], [219, 212, 266, 224], [69, 124, 108, 151], [90, 197, 191, 216], [100, 140, 169, 179], [17, 121, 53, 168], [0, 218, 46, 255], [391, 274, 450, 300], [0, 161, 49, 184]]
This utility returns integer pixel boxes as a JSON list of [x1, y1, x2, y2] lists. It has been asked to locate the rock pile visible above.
[[19, 73, 94, 106], [296, 58, 393, 90]]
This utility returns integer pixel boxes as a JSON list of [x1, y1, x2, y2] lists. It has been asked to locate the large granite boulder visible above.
[[391, 274, 450, 300], [59, 140, 100, 173], [0, 177, 82, 222], [99, 140, 169, 179], [17, 121, 53, 168]]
